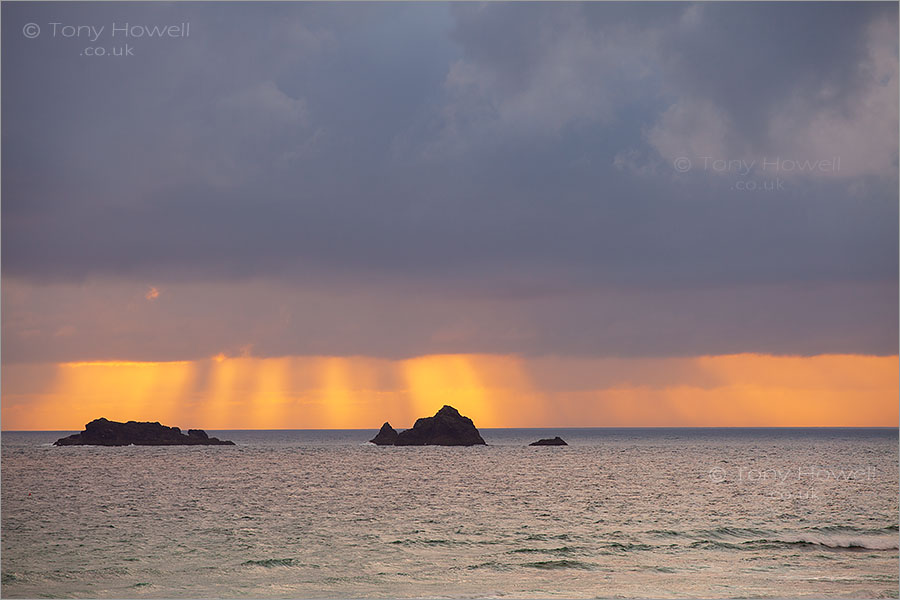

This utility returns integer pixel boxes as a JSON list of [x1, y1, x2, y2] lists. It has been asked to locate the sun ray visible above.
[[2, 353, 896, 430]]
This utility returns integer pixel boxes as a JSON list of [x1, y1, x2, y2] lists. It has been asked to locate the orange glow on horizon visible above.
[[403, 354, 496, 429], [1, 353, 896, 431]]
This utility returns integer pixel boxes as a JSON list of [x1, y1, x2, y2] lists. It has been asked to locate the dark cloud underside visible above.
[[2, 2, 897, 362]]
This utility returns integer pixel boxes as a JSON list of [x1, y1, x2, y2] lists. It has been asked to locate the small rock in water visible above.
[[529, 436, 568, 446]]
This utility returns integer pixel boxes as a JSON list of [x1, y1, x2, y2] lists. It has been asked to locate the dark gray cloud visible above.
[[657, 3, 890, 140], [2, 2, 897, 362]]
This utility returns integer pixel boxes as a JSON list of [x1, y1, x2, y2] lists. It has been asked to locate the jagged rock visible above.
[[54, 418, 235, 446], [529, 436, 568, 446], [370, 422, 399, 445], [391, 405, 486, 446]]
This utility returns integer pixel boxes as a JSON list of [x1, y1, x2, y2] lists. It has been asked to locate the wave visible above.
[[691, 532, 897, 551], [689, 540, 742, 550], [508, 546, 578, 556], [388, 538, 467, 546], [241, 558, 296, 568], [659, 525, 898, 551], [763, 534, 898, 551], [805, 524, 899, 535], [466, 560, 514, 572], [695, 527, 773, 539], [523, 533, 571, 541], [646, 529, 682, 538], [520, 559, 595, 570], [599, 542, 654, 552]]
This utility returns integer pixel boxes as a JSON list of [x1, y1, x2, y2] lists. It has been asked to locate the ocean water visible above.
[[2, 428, 897, 599]]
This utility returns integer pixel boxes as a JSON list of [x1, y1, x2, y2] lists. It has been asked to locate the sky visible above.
[[2, 2, 898, 430]]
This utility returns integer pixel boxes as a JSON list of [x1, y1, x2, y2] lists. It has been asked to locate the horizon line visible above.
[[5, 425, 898, 434]]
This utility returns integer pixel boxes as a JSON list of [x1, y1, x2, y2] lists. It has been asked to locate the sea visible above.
[[2, 428, 898, 599]]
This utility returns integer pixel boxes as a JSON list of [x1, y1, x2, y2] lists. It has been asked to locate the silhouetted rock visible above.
[[392, 405, 486, 446], [529, 436, 568, 446], [370, 422, 399, 445], [54, 418, 235, 446]]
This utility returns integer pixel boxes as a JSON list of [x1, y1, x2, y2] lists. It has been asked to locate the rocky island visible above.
[[529, 436, 568, 446], [370, 422, 399, 445], [54, 418, 235, 446], [369, 405, 486, 446]]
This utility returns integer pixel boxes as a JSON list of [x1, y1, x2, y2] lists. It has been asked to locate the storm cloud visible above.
[[2, 2, 897, 363]]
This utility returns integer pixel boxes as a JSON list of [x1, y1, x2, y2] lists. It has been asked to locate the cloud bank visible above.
[[3, 2, 897, 363]]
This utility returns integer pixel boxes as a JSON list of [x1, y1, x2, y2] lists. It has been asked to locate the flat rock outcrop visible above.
[[370, 422, 399, 445], [371, 405, 486, 446], [54, 418, 235, 446], [529, 436, 568, 446]]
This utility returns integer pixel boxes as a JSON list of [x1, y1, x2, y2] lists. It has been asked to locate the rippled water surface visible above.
[[2, 428, 898, 598]]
